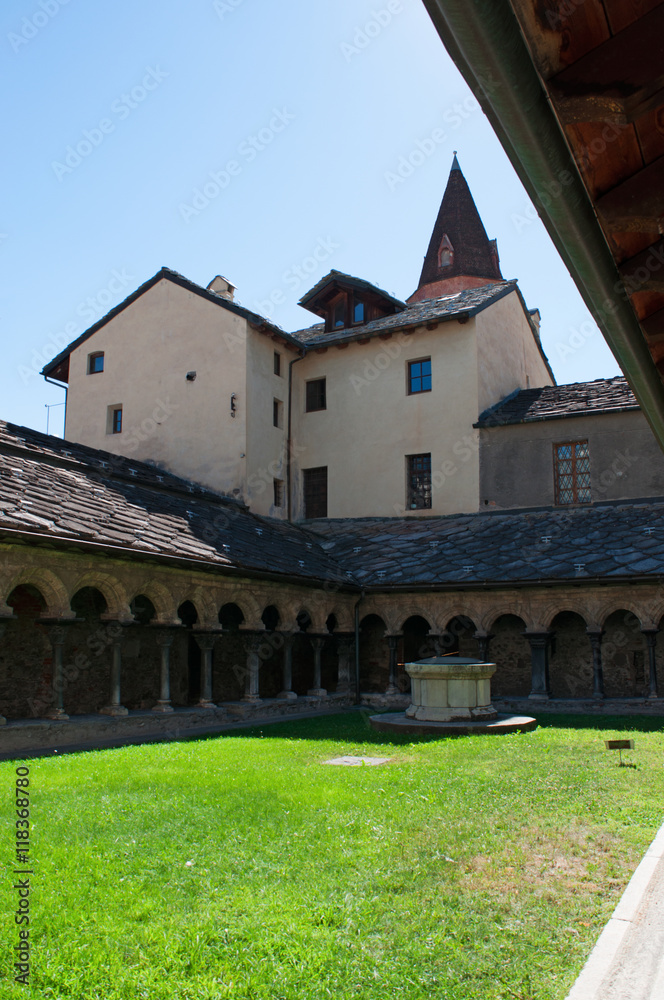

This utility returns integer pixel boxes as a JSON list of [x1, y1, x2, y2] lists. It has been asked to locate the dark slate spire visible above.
[[409, 155, 503, 303]]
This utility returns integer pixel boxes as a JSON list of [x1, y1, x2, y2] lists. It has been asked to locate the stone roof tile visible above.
[[477, 376, 638, 426]]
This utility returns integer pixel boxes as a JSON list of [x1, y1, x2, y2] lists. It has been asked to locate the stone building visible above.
[[2, 159, 664, 753]]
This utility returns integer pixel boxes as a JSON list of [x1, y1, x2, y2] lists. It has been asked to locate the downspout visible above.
[[421, 0, 664, 450], [287, 349, 306, 521]]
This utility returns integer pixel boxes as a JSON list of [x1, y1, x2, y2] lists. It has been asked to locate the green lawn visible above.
[[1, 712, 663, 999]]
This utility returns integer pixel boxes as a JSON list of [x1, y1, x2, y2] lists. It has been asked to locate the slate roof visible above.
[[306, 504, 664, 587], [0, 423, 351, 587], [292, 281, 518, 348], [477, 376, 639, 426], [298, 270, 405, 312]]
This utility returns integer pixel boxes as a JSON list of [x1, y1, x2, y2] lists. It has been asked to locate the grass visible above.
[[1, 711, 663, 999]]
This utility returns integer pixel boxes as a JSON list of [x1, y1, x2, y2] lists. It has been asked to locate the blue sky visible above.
[[1, 0, 620, 437]]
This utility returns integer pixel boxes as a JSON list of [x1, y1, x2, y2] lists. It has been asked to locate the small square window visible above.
[[305, 378, 326, 412], [273, 478, 284, 508], [273, 398, 283, 428], [407, 453, 432, 509], [408, 358, 432, 394], [274, 351, 281, 376], [107, 406, 123, 434], [88, 352, 104, 374]]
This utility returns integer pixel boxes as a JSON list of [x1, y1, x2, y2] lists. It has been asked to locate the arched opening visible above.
[[549, 611, 592, 698], [292, 611, 314, 696], [262, 605, 280, 631], [67, 587, 111, 714], [401, 615, 431, 663], [1, 585, 50, 719], [444, 615, 478, 657], [602, 610, 645, 698], [489, 614, 530, 697], [216, 602, 245, 702], [359, 614, 388, 692], [177, 600, 200, 705], [124, 595, 159, 709]]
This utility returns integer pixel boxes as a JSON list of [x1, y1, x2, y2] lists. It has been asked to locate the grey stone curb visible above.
[[565, 819, 664, 1000]]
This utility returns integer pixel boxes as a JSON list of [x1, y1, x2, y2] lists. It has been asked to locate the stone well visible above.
[[405, 656, 498, 722]]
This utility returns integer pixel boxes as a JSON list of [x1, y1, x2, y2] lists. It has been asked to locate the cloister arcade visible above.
[[1, 547, 663, 725]]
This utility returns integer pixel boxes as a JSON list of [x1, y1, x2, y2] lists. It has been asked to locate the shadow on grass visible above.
[[219, 710, 664, 746]]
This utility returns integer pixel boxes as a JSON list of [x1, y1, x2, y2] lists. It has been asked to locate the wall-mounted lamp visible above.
[[230, 393, 237, 418], [186, 371, 197, 381]]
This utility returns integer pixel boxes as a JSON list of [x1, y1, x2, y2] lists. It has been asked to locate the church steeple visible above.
[[408, 155, 503, 303]]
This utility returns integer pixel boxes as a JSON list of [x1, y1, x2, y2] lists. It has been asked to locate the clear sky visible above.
[[1, 0, 621, 438]]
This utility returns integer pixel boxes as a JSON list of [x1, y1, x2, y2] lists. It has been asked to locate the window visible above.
[[88, 352, 104, 374], [554, 441, 591, 504], [273, 398, 283, 428], [333, 300, 345, 329], [107, 406, 123, 434], [273, 351, 281, 376], [408, 358, 432, 394], [407, 453, 432, 510], [438, 234, 454, 268], [273, 478, 284, 508], [353, 297, 365, 324], [305, 378, 326, 412], [303, 466, 328, 518]]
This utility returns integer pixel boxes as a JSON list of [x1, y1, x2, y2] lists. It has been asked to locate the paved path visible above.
[[566, 820, 664, 1000]]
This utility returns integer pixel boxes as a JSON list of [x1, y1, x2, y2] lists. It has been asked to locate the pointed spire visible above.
[[408, 155, 503, 303]]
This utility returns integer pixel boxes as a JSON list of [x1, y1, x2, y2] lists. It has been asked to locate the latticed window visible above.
[[407, 453, 432, 510], [554, 441, 591, 504]]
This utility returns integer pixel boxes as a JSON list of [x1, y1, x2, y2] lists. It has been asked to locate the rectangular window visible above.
[[408, 358, 432, 394], [303, 466, 328, 518], [353, 297, 365, 324], [273, 398, 283, 428], [554, 441, 591, 504], [274, 351, 281, 376], [273, 478, 284, 508], [88, 352, 104, 374], [108, 406, 122, 434], [407, 453, 432, 510], [305, 378, 326, 412]]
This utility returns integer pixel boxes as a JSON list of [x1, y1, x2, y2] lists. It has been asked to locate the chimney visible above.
[[529, 308, 541, 340], [207, 275, 236, 301]]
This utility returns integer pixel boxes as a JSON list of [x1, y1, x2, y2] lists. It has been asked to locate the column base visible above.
[[197, 699, 217, 710], [386, 684, 398, 695], [277, 690, 298, 701], [528, 692, 550, 701], [151, 701, 174, 713], [0, 715, 6, 726], [647, 691, 659, 700], [307, 688, 327, 697], [242, 696, 263, 705], [46, 708, 69, 721], [99, 705, 129, 716]]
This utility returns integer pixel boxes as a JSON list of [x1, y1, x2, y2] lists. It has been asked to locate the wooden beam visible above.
[[549, 6, 664, 125], [596, 156, 664, 232], [619, 238, 664, 293], [642, 307, 664, 341]]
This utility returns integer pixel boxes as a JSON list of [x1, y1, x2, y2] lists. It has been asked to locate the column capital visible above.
[[153, 628, 178, 648], [193, 631, 221, 652]]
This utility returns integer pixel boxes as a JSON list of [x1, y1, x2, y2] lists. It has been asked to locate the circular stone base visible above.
[[369, 712, 537, 737]]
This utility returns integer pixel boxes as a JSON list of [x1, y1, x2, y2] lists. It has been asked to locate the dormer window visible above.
[[353, 298, 365, 324], [438, 234, 454, 268]]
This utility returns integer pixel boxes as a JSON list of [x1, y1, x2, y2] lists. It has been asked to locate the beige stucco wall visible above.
[[290, 320, 481, 518], [245, 335, 289, 518], [65, 281, 252, 500], [475, 290, 554, 413]]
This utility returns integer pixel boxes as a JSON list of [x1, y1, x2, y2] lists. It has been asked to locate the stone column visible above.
[[642, 629, 659, 699], [46, 625, 70, 720], [278, 633, 297, 701], [525, 631, 552, 700], [194, 632, 219, 709], [307, 636, 327, 697], [335, 636, 354, 695], [474, 632, 494, 662], [0, 622, 7, 725], [386, 635, 399, 694], [586, 629, 605, 700], [242, 634, 263, 705], [152, 629, 176, 713], [100, 624, 129, 716]]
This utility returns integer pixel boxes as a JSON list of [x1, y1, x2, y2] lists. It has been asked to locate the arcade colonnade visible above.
[[1, 546, 663, 723]]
